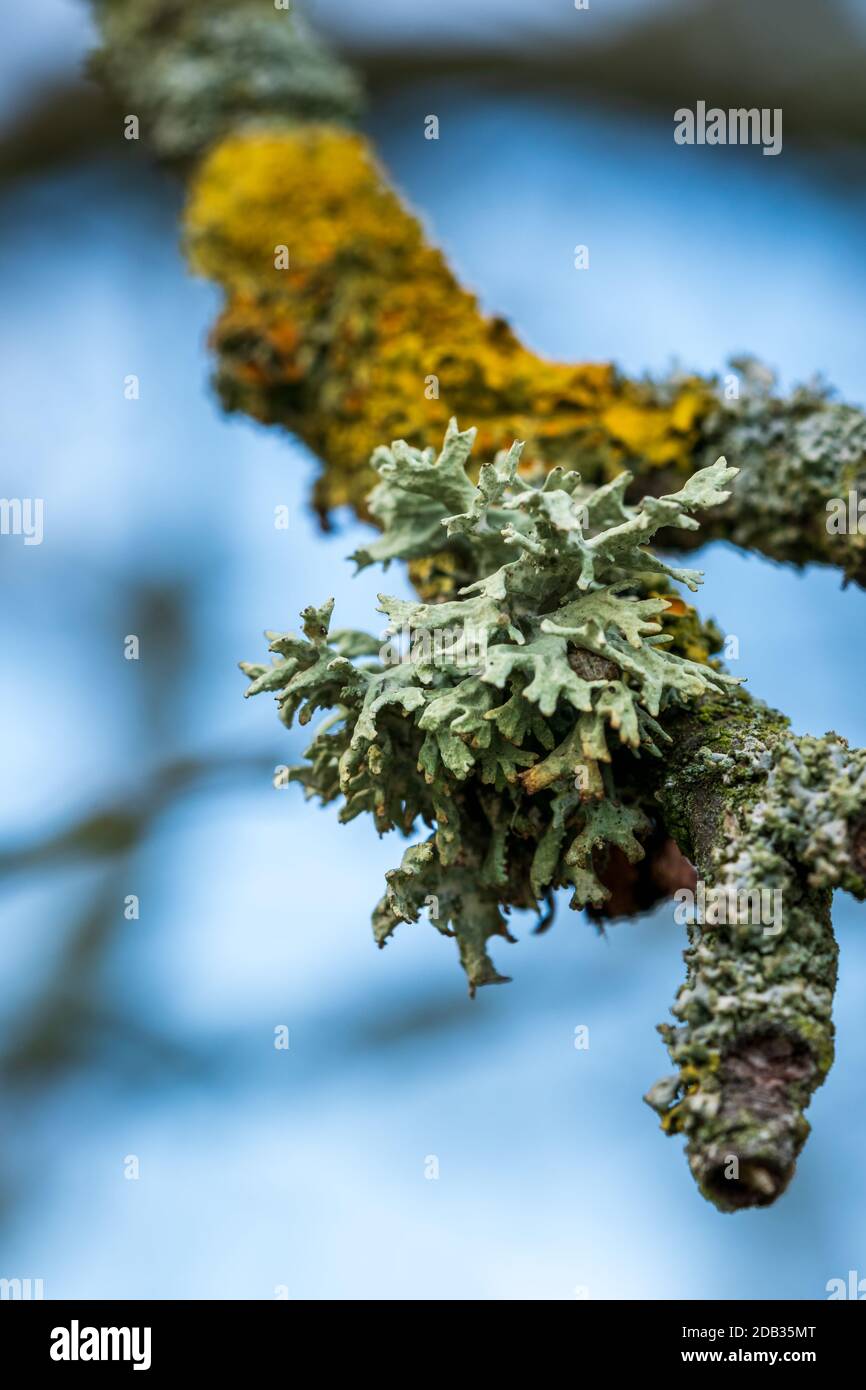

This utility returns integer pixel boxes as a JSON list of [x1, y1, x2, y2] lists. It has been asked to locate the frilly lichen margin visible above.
[[241, 422, 741, 996]]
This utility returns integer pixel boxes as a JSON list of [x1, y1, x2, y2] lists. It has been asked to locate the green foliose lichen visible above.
[[241, 421, 739, 991]]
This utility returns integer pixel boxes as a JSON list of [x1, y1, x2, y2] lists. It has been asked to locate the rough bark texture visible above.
[[92, 1, 866, 583], [644, 695, 866, 1210], [184, 130, 866, 586]]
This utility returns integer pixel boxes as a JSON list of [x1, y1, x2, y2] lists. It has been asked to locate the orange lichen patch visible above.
[[664, 598, 689, 617], [650, 591, 723, 666], [185, 126, 717, 519]]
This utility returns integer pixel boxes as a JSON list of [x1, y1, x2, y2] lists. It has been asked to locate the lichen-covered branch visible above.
[[645, 700, 866, 1209], [185, 129, 866, 584], [89, 0, 361, 162], [91, 2, 866, 582], [89, 1, 866, 1211], [240, 422, 866, 1209]]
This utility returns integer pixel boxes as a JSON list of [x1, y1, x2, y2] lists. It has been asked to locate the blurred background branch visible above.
[[6, 0, 866, 188]]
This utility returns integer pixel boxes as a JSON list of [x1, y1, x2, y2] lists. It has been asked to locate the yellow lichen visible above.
[[185, 126, 718, 519]]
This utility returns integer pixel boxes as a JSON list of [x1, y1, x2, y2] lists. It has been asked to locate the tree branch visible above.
[[90, 1, 866, 582], [645, 695, 865, 1209], [87, 0, 866, 1214]]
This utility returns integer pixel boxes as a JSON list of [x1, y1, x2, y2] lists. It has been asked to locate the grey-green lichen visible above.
[[89, 0, 362, 162], [689, 358, 866, 586], [760, 735, 866, 900], [88, 0, 866, 1214], [242, 423, 739, 991], [648, 708, 866, 1210], [244, 424, 866, 1212]]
